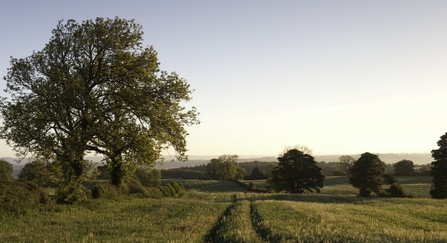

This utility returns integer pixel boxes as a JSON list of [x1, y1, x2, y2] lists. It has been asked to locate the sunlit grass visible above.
[[210, 193, 264, 243], [0, 197, 230, 243], [0, 177, 441, 242], [253, 198, 447, 242]]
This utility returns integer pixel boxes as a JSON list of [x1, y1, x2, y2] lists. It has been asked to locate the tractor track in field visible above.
[[204, 192, 272, 243], [204, 194, 238, 243]]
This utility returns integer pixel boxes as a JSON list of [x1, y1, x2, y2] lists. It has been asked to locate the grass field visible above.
[[1, 176, 446, 242]]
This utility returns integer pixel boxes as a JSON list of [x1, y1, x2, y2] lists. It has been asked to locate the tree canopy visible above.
[[393, 160, 414, 176], [0, 17, 199, 202], [267, 148, 324, 193], [430, 132, 447, 199], [349, 152, 386, 197], [203, 155, 246, 180]]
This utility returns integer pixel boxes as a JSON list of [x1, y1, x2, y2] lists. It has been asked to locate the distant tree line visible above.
[[160, 157, 431, 180]]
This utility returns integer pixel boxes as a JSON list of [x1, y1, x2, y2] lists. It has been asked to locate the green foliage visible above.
[[125, 178, 148, 195], [145, 187, 164, 197], [161, 169, 203, 179], [0, 159, 13, 182], [250, 167, 265, 179], [385, 183, 410, 198], [135, 167, 161, 187], [203, 155, 246, 180], [430, 132, 447, 199], [96, 166, 109, 180], [0, 197, 230, 242], [18, 160, 62, 187], [349, 152, 386, 197], [235, 166, 246, 180], [383, 174, 398, 185], [267, 148, 325, 193], [0, 181, 52, 216], [91, 182, 120, 199], [1, 179, 445, 242], [238, 161, 276, 178], [159, 182, 186, 197], [56, 178, 91, 204], [394, 159, 415, 176], [1, 17, 199, 201], [414, 163, 431, 176]]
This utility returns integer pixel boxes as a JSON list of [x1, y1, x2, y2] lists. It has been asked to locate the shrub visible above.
[[0, 181, 53, 216], [135, 168, 161, 187], [146, 187, 164, 197], [19, 160, 62, 187], [248, 182, 256, 189], [125, 178, 148, 196], [57, 179, 91, 204], [383, 174, 398, 185], [0, 159, 13, 182], [159, 182, 187, 197], [91, 182, 120, 199], [385, 183, 411, 198]]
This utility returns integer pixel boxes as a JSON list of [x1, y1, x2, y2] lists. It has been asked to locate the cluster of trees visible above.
[[0, 18, 198, 202], [202, 155, 246, 180]]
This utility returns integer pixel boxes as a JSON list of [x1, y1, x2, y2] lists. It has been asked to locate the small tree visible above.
[[386, 183, 409, 198], [382, 174, 398, 185], [0, 160, 13, 182], [349, 152, 386, 197], [430, 132, 447, 199], [250, 167, 265, 180], [393, 160, 414, 176], [267, 148, 324, 193], [338, 155, 355, 177]]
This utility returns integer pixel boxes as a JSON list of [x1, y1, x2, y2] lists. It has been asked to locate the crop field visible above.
[[1, 177, 446, 242]]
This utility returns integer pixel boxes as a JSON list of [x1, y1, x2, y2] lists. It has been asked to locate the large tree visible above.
[[430, 132, 447, 199], [393, 159, 414, 176], [267, 149, 324, 193], [1, 17, 199, 201], [349, 152, 386, 197]]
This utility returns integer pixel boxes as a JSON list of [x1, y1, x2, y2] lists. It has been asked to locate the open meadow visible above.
[[1, 176, 446, 242]]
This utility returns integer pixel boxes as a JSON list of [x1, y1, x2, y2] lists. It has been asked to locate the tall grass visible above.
[[208, 193, 264, 243], [0, 177, 442, 242], [252, 198, 447, 242], [0, 196, 230, 242]]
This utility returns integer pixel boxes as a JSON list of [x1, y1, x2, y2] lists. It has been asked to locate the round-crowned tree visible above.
[[349, 152, 386, 197], [267, 149, 324, 193], [430, 132, 447, 199], [393, 160, 414, 176]]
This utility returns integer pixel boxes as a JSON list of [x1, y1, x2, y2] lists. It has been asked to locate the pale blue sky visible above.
[[1, 1, 447, 157]]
